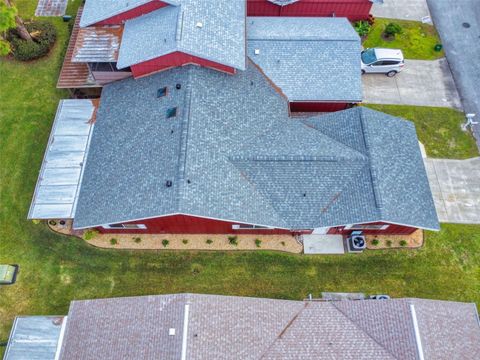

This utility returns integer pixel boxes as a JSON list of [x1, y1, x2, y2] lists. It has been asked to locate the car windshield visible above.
[[361, 49, 377, 64]]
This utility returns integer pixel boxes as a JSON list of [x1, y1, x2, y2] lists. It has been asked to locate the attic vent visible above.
[[166, 180, 173, 187], [166, 107, 177, 118], [196, 21, 203, 28], [157, 87, 167, 98], [254, 49, 260, 55]]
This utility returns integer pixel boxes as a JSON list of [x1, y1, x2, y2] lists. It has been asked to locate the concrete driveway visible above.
[[425, 157, 480, 224], [427, 0, 480, 150], [362, 59, 462, 109], [372, 0, 431, 21]]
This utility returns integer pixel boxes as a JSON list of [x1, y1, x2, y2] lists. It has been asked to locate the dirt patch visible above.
[[366, 229, 424, 250]]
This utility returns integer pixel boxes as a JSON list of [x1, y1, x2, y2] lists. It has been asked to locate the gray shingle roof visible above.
[[116, 0, 247, 70], [73, 63, 438, 231], [56, 294, 480, 360], [248, 17, 362, 101], [79, 0, 179, 28]]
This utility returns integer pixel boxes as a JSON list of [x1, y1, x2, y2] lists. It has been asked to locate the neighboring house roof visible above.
[[247, 17, 362, 102], [55, 294, 480, 360], [79, 0, 179, 27], [28, 100, 96, 220], [116, 0, 247, 70], [72, 63, 438, 230]]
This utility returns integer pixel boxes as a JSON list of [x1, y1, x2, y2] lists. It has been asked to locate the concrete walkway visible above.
[[35, 0, 67, 16], [372, 0, 431, 21], [303, 235, 345, 254], [362, 59, 462, 109], [427, 0, 480, 151], [425, 157, 480, 224]]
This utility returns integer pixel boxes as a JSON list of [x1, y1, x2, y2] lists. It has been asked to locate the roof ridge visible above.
[[330, 301, 403, 360], [176, 67, 194, 212]]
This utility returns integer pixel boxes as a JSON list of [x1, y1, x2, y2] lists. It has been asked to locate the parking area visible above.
[[372, 0, 431, 21], [425, 157, 480, 224], [362, 59, 462, 109]]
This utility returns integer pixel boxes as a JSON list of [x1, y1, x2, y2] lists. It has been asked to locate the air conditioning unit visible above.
[[347, 231, 366, 252]]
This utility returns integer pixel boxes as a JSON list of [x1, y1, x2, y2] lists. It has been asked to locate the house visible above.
[[4, 294, 480, 359], [57, 0, 363, 112], [248, 16, 362, 112], [247, 0, 379, 20], [58, 0, 246, 89], [28, 62, 439, 236]]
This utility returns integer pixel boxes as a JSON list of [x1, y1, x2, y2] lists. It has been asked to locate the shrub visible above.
[[371, 239, 380, 246], [182, 239, 189, 245], [8, 20, 57, 61], [191, 263, 203, 275], [386, 240, 393, 247], [48, 220, 57, 226], [354, 21, 371, 37], [32, 219, 41, 225], [281, 241, 286, 246], [133, 237, 141, 244], [162, 239, 169, 248], [399, 240, 408, 247], [384, 22, 403, 37], [228, 235, 238, 246], [84, 229, 99, 241], [206, 239, 213, 245], [255, 239, 262, 248], [110, 238, 118, 245]]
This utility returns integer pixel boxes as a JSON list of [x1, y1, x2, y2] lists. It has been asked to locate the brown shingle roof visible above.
[[57, 294, 480, 360]]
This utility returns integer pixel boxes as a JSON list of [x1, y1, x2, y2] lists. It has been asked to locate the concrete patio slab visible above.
[[425, 157, 480, 224], [35, 0, 68, 17], [362, 59, 462, 109], [303, 235, 345, 254], [372, 0, 431, 21]]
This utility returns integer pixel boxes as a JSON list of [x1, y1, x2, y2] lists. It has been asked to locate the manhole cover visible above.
[[462, 22, 471, 28]]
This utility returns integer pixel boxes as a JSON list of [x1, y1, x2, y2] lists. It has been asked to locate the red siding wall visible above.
[[97, 214, 309, 235], [247, 0, 372, 21], [290, 102, 350, 112], [131, 51, 237, 78], [96, 1, 169, 25], [327, 222, 418, 235]]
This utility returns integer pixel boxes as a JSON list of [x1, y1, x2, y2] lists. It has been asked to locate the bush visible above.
[[281, 241, 286, 246], [133, 237, 141, 244], [206, 239, 213, 245], [386, 240, 393, 247], [228, 236, 238, 246], [384, 22, 403, 37], [255, 239, 262, 248], [8, 20, 57, 61], [182, 239, 189, 245], [399, 240, 408, 247], [371, 239, 380, 246], [162, 239, 169, 248], [84, 229, 99, 241], [110, 238, 118, 245], [191, 263, 203, 275], [354, 21, 371, 37]]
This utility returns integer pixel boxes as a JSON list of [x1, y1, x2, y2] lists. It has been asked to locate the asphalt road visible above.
[[427, 0, 480, 150]]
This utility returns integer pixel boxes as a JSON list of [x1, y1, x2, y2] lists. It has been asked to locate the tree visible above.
[[4, 0, 32, 42], [0, 1, 16, 55]]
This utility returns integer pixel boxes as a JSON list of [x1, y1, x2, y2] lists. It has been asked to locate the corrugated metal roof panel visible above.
[[28, 100, 96, 220], [72, 25, 123, 63], [3, 316, 64, 360]]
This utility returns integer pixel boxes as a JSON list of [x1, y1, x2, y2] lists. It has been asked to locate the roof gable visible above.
[[116, 0, 247, 71]]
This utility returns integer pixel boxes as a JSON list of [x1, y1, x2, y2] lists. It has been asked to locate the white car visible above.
[[361, 48, 405, 77]]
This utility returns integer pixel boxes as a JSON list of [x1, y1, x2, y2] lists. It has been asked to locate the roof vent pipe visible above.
[[254, 49, 260, 55], [166, 180, 173, 187], [196, 22, 203, 28]]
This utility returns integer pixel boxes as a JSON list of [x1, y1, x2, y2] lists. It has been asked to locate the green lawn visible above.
[[1, 2, 480, 355], [362, 18, 445, 60], [364, 104, 479, 159]]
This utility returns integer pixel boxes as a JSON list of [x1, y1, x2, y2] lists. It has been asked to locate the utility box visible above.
[[0, 265, 18, 285]]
